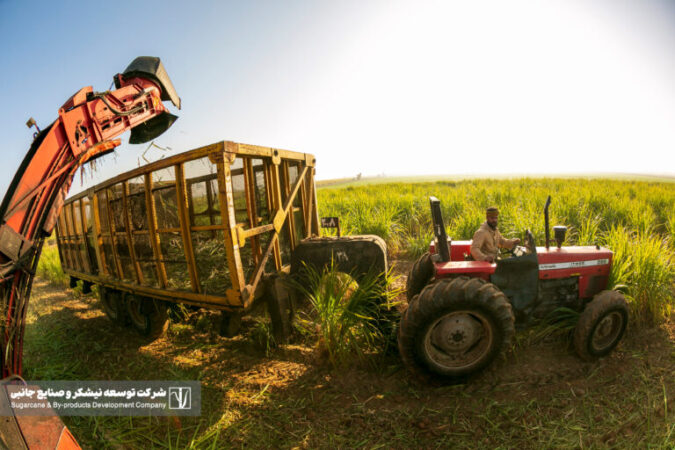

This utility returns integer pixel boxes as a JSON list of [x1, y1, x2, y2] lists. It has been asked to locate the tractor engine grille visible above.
[[531, 277, 581, 320]]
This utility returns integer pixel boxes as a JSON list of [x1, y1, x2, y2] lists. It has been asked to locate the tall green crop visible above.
[[318, 177, 675, 324]]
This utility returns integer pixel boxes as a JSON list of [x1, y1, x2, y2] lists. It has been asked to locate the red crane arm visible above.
[[0, 56, 180, 377]]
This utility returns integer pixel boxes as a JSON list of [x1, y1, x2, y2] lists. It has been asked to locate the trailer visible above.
[[55, 140, 388, 340]]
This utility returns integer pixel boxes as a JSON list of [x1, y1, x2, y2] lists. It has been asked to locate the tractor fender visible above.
[[290, 235, 388, 281]]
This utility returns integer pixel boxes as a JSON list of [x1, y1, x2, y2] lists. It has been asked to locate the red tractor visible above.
[[398, 196, 628, 380]]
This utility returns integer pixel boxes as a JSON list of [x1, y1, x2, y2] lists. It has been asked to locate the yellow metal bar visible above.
[[282, 162, 298, 250], [61, 141, 315, 205], [91, 192, 108, 276], [215, 153, 246, 298], [270, 160, 283, 270], [242, 157, 262, 263], [310, 167, 321, 236], [145, 173, 168, 288], [62, 203, 74, 270], [67, 203, 84, 271], [122, 181, 144, 284], [61, 267, 239, 309], [104, 189, 124, 280], [175, 164, 201, 293]]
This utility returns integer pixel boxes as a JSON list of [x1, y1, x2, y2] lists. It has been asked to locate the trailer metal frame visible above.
[[56, 141, 319, 312]]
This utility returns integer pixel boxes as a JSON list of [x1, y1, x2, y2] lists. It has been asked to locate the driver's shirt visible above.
[[470, 222, 518, 262]]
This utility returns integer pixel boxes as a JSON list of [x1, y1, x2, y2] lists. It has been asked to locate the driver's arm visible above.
[[497, 230, 520, 249]]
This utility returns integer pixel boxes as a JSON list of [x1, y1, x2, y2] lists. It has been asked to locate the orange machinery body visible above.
[[0, 57, 179, 449]]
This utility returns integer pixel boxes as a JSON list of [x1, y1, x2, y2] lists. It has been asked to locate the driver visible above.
[[470, 207, 520, 263]]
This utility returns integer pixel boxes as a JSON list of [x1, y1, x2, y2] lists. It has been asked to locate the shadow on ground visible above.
[[24, 279, 675, 449]]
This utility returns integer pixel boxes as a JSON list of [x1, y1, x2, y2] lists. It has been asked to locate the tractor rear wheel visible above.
[[99, 287, 127, 325], [574, 290, 628, 361], [398, 276, 515, 380], [126, 295, 169, 339], [406, 252, 434, 301]]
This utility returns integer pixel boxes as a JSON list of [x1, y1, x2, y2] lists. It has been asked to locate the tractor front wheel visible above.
[[574, 290, 628, 361], [406, 252, 434, 301], [398, 277, 515, 380]]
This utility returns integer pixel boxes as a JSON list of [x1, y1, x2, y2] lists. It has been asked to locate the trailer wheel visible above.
[[126, 295, 169, 339], [99, 287, 127, 325], [406, 252, 434, 301], [398, 277, 515, 380], [574, 290, 628, 361]]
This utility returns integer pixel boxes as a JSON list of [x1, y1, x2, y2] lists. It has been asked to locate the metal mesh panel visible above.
[[133, 234, 158, 287], [97, 192, 109, 232], [191, 230, 230, 296], [152, 167, 180, 229], [72, 200, 82, 234], [128, 176, 148, 231], [252, 159, 270, 225], [83, 198, 98, 274], [230, 158, 247, 224], [114, 234, 135, 282], [294, 209, 306, 243], [158, 231, 190, 291], [64, 204, 81, 271], [108, 185, 126, 231], [184, 157, 221, 227], [101, 236, 116, 276], [241, 230, 275, 282], [278, 220, 292, 267]]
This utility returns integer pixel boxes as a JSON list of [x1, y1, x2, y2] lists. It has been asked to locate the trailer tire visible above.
[[406, 252, 434, 301], [99, 287, 128, 325], [126, 295, 169, 340], [219, 312, 242, 338], [398, 277, 515, 380], [574, 290, 628, 361]]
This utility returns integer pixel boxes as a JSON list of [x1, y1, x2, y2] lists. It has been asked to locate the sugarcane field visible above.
[[2, 1, 674, 448]]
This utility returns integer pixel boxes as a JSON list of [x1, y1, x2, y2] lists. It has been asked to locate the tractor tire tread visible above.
[[406, 252, 434, 301], [398, 277, 515, 381], [574, 290, 628, 361]]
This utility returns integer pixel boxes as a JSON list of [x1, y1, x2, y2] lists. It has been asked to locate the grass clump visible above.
[[293, 261, 400, 368], [36, 244, 68, 287], [604, 226, 675, 324]]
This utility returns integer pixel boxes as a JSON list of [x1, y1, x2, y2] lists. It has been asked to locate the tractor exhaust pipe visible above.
[[429, 196, 450, 262], [544, 195, 551, 250]]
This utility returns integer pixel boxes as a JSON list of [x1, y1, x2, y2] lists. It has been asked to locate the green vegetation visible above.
[[319, 178, 675, 323], [36, 243, 68, 287], [24, 279, 675, 448], [292, 262, 400, 368]]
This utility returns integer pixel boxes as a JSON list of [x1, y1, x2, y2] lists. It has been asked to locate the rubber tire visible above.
[[406, 252, 434, 301], [99, 287, 128, 325], [126, 295, 169, 340], [398, 276, 515, 380], [219, 312, 242, 338], [574, 290, 628, 361]]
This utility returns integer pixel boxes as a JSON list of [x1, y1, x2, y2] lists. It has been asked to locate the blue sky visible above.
[[1, 0, 674, 196]]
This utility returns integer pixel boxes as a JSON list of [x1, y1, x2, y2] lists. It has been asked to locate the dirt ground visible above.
[[23, 261, 675, 449]]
